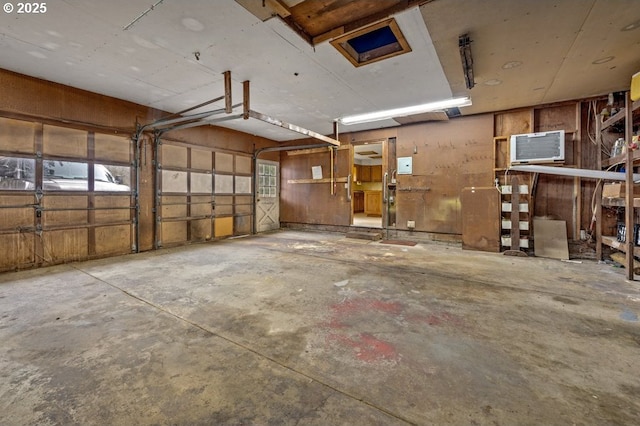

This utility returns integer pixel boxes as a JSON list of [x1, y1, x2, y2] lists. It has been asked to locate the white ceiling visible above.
[[0, 0, 638, 141]]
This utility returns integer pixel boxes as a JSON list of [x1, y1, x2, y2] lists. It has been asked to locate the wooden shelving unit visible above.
[[595, 92, 640, 280]]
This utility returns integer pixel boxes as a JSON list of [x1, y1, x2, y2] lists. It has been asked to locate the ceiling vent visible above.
[[331, 18, 411, 67]]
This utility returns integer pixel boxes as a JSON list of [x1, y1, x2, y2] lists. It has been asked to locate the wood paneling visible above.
[[0, 195, 33, 230], [216, 152, 234, 173], [161, 145, 187, 168], [43, 228, 88, 262], [395, 115, 494, 234], [191, 149, 213, 171], [94, 133, 130, 163], [161, 196, 188, 218], [280, 146, 351, 226], [161, 221, 186, 245], [494, 109, 532, 137], [235, 155, 252, 174], [43, 125, 88, 158], [0, 233, 34, 270], [0, 117, 37, 153], [461, 187, 500, 252], [94, 195, 131, 223], [215, 216, 233, 237], [191, 195, 213, 216], [234, 215, 251, 235], [42, 195, 88, 227], [191, 219, 212, 241], [95, 224, 131, 255]]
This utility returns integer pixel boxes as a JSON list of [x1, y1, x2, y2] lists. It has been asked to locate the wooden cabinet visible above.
[[360, 165, 371, 182], [364, 191, 382, 216], [353, 191, 364, 213], [355, 165, 382, 182], [371, 165, 382, 181]]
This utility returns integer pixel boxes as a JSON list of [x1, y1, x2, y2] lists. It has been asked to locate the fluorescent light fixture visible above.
[[338, 97, 472, 125]]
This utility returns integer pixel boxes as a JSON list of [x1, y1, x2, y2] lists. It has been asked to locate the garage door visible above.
[[0, 117, 135, 271], [156, 140, 252, 248]]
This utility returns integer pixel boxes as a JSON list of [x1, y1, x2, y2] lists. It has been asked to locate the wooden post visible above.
[[595, 110, 603, 261], [625, 91, 634, 280]]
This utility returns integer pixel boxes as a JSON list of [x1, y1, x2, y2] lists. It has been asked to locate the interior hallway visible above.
[[1, 230, 639, 425]]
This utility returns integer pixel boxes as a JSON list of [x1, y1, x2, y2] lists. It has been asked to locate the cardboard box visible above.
[[602, 182, 640, 198]]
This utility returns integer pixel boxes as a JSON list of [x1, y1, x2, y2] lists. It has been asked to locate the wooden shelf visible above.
[[602, 197, 640, 208], [602, 235, 640, 257], [602, 149, 640, 168]]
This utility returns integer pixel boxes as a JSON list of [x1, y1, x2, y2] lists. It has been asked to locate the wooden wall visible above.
[[280, 147, 351, 226], [0, 68, 277, 271]]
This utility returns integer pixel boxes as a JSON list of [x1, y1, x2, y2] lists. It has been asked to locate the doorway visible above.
[[351, 141, 385, 228], [256, 159, 280, 233]]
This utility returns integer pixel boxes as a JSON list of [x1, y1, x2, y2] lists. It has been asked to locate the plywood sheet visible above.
[[161, 144, 187, 168], [94, 195, 131, 223], [190, 219, 212, 241], [0, 117, 37, 153], [234, 215, 251, 235], [235, 155, 252, 174], [161, 221, 186, 244], [0, 194, 33, 230], [191, 149, 212, 171], [94, 224, 130, 255], [215, 152, 234, 173], [191, 195, 213, 216], [214, 216, 233, 237], [461, 187, 500, 252], [533, 219, 569, 260], [94, 133, 130, 163], [43, 125, 87, 158], [43, 228, 88, 262], [0, 233, 34, 270], [42, 195, 87, 227]]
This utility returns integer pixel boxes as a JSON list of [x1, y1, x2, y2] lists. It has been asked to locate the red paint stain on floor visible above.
[[328, 332, 399, 363]]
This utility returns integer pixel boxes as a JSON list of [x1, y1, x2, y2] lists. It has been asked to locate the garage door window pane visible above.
[[95, 164, 131, 192], [43, 160, 88, 191], [0, 156, 35, 190]]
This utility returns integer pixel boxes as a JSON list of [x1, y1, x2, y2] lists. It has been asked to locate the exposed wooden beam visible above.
[[224, 70, 232, 114], [265, 0, 291, 18]]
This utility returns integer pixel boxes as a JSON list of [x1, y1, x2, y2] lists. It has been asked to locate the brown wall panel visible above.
[[494, 109, 532, 137], [0, 195, 34, 230], [137, 137, 155, 252], [395, 115, 494, 234], [190, 219, 212, 241], [43, 125, 88, 158], [0, 117, 37, 153], [94, 133, 131, 163], [94, 195, 131, 223], [43, 229, 88, 262], [280, 147, 351, 226], [191, 149, 213, 171], [216, 152, 234, 173], [234, 215, 251, 235], [235, 155, 252, 174], [42, 195, 88, 227], [161, 145, 188, 168], [0, 233, 34, 270], [95, 225, 131, 255], [161, 196, 188, 219], [215, 217, 233, 237], [161, 221, 187, 244], [191, 195, 213, 217]]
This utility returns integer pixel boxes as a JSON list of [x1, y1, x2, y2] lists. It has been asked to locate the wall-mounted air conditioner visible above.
[[510, 130, 565, 165]]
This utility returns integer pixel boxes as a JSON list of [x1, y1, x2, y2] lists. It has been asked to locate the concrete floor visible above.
[[1, 230, 640, 425]]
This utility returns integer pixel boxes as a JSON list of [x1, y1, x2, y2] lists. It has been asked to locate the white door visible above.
[[256, 160, 279, 232]]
